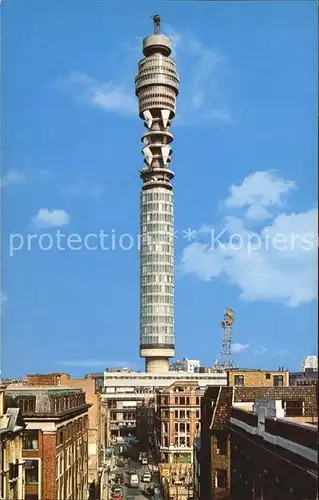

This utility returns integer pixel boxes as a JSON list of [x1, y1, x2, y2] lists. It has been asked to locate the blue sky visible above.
[[1, 1, 317, 377]]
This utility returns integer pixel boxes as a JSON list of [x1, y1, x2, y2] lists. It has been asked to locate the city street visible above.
[[107, 449, 163, 500]]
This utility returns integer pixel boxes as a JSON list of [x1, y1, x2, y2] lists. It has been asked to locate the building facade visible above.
[[155, 381, 203, 464], [199, 383, 318, 500], [136, 402, 156, 452], [6, 386, 90, 500], [170, 359, 200, 373], [101, 370, 227, 444], [135, 16, 179, 373], [229, 400, 318, 500], [0, 384, 25, 500], [301, 355, 318, 371], [26, 372, 106, 491], [289, 369, 318, 386], [227, 369, 289, 388]]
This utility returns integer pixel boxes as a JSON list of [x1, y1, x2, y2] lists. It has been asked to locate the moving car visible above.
[[141, 457, 148, 465], [130, 473, 139, 488], [116, 457, 125, 467], [142, 471, 152, 483], [112, 487, 123, 500], [127, 468, 137, 475], [115, 473, 124, 484]]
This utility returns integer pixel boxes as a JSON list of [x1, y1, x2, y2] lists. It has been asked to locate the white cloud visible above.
[[57, 359, 134, 368], [180, 172, 318, 307], [165, 25, 234, 126], [32, 209, 70, 228], [55, 26, 233, 126], [62, 181, 106, 197], [225, 171, 296, 221], [56, 71, 136, 116], [1, 169, 26, 188], [252, 346, 268, 356], [232, 343, 249, 354]]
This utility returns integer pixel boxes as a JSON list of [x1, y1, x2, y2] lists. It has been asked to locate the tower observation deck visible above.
[[135, 16, 179, 372]]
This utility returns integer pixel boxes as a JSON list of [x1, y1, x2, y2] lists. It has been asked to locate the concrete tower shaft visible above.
[[135, 17, 179, 373]]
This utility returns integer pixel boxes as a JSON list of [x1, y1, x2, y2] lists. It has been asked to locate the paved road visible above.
[[112, 457, 162, 500]]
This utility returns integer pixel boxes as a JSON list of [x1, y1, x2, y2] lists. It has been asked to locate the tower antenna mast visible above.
[[214, 309, 236, 370], [152, 14, 161, 34]]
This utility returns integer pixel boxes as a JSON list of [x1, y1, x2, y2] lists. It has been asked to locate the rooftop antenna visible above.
[[152, 14, 161, 34], [214, 309, 237, 370]]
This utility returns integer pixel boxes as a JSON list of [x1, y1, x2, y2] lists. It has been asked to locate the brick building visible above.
[[5, 385, 90, 500], [200, 384, 317, 500], [155, 381, 203, 464], [227, 369, 289, 388], [0, 384, 25, 500], [228, 400, 317, 500], [26, 372, 106, 491], [136, 402, 155, 452]]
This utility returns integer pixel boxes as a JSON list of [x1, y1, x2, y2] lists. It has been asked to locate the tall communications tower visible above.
[[135, 16, 179, 372], [214, 309, 236, 369]]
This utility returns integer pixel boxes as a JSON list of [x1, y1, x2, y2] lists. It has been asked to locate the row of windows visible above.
[[142, 333, 174, 343], [141, 315, 174, 325], [142, 224, 173, 234], [140, 102, 175, 112], [136, 73, 179, 86], [141, 305, 174, 314], [141, 213, 173, 223], [141, 294, 174, 305], [142, 284, 173, 294], [140, 56, 176, 68], [138, 84, 176, 96], [141, 244, 173, 254], [142, 192, 173, 202], [141, 254, 173, 264], [141, 274, 173, 285], [142, 175, 172, 184], [142, 325, 174, 335], [142, 264, 174, 274], [141, 202, 173, 213], [138, 63, 177, 75], [140, 95, 175, 106], [140, 233, 173, 244]]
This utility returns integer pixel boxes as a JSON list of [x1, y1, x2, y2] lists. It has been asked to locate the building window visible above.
[[285, 400, 303, 417], [265, 373, 271, 379], [216, 469, 227, 488], [234, 375, 244, 387], [274, 375, 284, 387], [16, 396, 36, 413], [25, 460, 39, 484], [23, 430, 39, 450], [216, 435, 227, 455]]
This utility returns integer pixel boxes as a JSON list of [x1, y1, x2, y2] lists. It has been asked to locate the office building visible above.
[[301, 355, 318, 372], [26, 373, 107, 492], [101, 370, 227, 444], [199, 384, 317, 500], [6, 385, 90, 500], [170, 359, 200, 373], [0, 383, 25, 500], [155, 381, 203, 464]]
